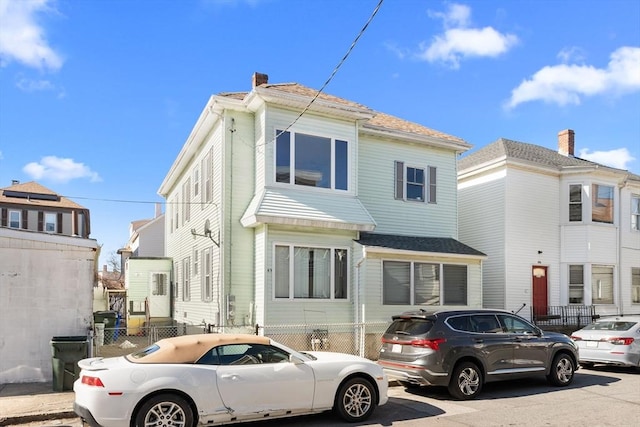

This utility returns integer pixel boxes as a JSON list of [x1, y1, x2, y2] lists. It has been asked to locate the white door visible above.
[[149, 272, 170, 317]]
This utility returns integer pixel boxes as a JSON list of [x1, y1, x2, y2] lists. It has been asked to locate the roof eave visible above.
[[242, 214, 375, 232], [361, 125, 471, 152], [361, 245, 487, 260]]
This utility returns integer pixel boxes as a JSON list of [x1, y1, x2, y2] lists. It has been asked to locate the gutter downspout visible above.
[[355, 246, 367, 356]]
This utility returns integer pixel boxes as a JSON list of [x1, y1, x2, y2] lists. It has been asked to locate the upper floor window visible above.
[[9, 210, 21, 228], [45, 213, 56, 233], [632, 195, 640, 231], [182, 179, 191, 225], [193, 167, 200, 197], [202, 248, 213, 302], [395, 161, 437, 203], [592, 184, 613, 224], [275, 130, 348, 191], [569, 184, 582, 222], [274, 245, 348, 300]]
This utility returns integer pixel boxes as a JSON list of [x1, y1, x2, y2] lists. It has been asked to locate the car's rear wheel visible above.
[[547, 353, 575, 386], [134, 393, 195, 427], [448, 361, 483, 400], [334, 377, 376, 422]]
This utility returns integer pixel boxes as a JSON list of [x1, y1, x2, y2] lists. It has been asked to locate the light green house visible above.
[[158, 73, 486, 334]]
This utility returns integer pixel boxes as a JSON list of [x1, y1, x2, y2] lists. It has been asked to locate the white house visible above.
[[158, 72, 486, 334], [0, 181, 97, 384], [458, 129, 640, 323]]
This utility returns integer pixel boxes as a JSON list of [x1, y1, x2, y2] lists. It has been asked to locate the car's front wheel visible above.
[[334, 377, 376, 422], [134, 393, 195, 427], [547, 353, 575, 386], [448, 361, 483, 400]]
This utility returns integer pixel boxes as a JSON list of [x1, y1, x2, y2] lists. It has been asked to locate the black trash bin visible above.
[[50, 336, 89, 392], [94, 311, 118, 344]]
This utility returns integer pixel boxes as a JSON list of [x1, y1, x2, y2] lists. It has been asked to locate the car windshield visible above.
[[386, 318, 434, 335], [583, 321, 638, 331]]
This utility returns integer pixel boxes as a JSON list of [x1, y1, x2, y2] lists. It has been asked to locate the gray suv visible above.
[[378, 309, 578, 399]]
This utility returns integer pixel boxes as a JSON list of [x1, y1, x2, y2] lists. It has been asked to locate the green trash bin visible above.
[[94, 311, 118, 344], [50, 336, 89, 392]]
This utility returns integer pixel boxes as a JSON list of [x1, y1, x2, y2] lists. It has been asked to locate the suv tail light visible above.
[[607, 337, 634, 345], [81, 375, 105, 387], [410, 338, 446, 350]]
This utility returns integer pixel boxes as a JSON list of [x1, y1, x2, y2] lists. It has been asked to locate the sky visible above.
[[1, 0, 639, 268]]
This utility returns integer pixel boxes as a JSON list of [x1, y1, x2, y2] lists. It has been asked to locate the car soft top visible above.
[[126, 333, 271, 364]]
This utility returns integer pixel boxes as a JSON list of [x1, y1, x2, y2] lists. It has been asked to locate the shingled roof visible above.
[[219, 80, 467, 146], [459, 138, 640, 181], [0, 181, 86, 209], [355, 232, 486, 257]]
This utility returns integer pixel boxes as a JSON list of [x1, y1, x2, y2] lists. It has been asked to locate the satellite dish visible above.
[[190, 218, 220, 247], [204, 219, 211, 236]]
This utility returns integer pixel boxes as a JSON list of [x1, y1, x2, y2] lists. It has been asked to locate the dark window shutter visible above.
[[22, 210, 28, 229], [428, 166, 437, 203], [57, 212, 63, 233], [394, 161, 404, 200], [38, 211, 44, 231], [73, 211, 78, 236], [1, 208, 6, 227]]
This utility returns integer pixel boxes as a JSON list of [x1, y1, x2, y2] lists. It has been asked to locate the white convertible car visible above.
[[74, 333, 388, 427]]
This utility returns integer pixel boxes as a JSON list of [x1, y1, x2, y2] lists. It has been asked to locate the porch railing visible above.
[[531, 305, 599, 329]]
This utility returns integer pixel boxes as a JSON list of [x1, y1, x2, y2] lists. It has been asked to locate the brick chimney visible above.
[[155, 202, 162, 218], [252, 72, 268, 88], [558, 129, 575, 156]]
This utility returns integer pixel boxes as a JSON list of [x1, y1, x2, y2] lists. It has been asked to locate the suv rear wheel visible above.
[[448, 361, 483, 400]]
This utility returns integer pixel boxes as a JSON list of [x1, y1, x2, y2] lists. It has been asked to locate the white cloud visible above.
[[505, 46, 640, 109], [578, 147, 636, 170], [0, 0, 63, 70], [23, 156, 101, 183], [16, 77, 54, 92], [417, 3, 518, 69]]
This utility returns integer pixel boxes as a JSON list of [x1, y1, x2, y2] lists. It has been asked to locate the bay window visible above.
[[275, 130, 348, 190], [569, 265, 584, 304], [592, 184, 613, 224], [592, 265, 613, 304], [632, 195, 640, 231], [569, 184, 582, 222], [383, 261, 467, 305]]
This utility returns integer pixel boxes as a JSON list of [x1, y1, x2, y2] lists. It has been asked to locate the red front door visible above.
[[532, 266, 548, 317]]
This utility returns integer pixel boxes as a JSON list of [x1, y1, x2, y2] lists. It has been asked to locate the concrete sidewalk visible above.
[[0, 382, 75, 426]]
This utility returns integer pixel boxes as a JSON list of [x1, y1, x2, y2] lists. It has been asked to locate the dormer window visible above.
[[275, 130, 348, 191]]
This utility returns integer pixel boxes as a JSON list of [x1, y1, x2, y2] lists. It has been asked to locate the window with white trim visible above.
[[632, 195, 639, 231], [182, 257, 191, 301], [202, 248, 212, 302], [274, 245, 348, 299], [182, 179, 191, 225], [193, 247, 199, 275], [592, 265, 613, 304], [151, 272, 168, 296], [632, 268, 640, 304], [9, 210, 20, 228], [44, 212, 56, 233], [173, 262, 179, 298], [275, 130, 348, 191], [193, 167, 200, 197], [569, 184, 582, 222], [394, 161, 437, 203], [568, 265, 584, 304], [383, 261, 466, 305], [592, 184, 613, 224]]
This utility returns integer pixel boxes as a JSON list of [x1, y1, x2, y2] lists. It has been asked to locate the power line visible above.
[[260, 0, 385, 147]]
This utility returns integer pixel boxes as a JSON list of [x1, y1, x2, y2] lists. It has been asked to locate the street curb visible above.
[[0, 411, 76, 426]]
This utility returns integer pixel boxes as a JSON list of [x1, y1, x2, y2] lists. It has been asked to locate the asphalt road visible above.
[[16, 365, 640, 427]]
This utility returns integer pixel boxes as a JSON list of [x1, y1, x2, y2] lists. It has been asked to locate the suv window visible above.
[[386, 318, 433, 335], [471, 315, 501, 333], [498, 314, 537, 334]]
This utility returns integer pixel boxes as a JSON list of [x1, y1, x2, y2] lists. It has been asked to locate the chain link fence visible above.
[[93, 322, 389, 360]]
